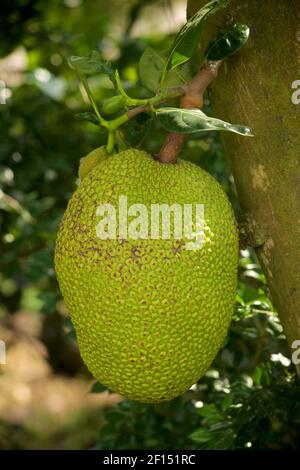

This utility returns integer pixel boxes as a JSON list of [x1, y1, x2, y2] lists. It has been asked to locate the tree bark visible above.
[[187, 0, 300, 369]]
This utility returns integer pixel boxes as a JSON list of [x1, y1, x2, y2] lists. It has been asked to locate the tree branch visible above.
[[157, 60, 223, 164]]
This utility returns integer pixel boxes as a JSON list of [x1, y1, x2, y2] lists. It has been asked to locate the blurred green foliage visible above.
[[0, 0, 299, 450]]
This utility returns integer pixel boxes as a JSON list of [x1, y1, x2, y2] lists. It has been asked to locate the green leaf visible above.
[[75, 112, 100, 125], [207, 427, 235, 450], [197, 404, 222, 425], [66, 329, 76, 340], [70, 60, 106, 123], [236, 294, 245, 306], [156, 107, 253, 136], [161, 0, 230, 84], [205, 23, 250, 61], [138, 47, 163, 92], [221, 394, 233, 412], [70, 51, 116, 87], [189, 428, 212, 443], [138, 46, 190, 93], [38, 290, 59, 315], [253, 366, 263, 386], [121, 113, 152, 148], [90, 381, 108, 393], [25, 249, 55, 283]]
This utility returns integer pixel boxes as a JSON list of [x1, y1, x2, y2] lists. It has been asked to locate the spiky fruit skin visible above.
[[55, 149, 238, 403], [78, 146, 108, 180]]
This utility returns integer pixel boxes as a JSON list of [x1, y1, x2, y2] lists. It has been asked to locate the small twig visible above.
[[155, 133, 186, 164], [107, 61, 222, 158], [126, 89, 183, 121], [157, 60, 223, 164], [127, 105, 147, 120]]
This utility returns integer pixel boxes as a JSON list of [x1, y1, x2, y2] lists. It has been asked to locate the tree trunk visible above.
[[187, 0, 300, 369]]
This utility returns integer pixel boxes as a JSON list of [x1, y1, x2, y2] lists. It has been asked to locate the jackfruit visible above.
[[78, 146, 108, 180], [55, 148, 238, 403]]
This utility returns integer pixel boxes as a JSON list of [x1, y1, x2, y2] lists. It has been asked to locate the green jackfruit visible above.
[[78, 146, 108, 180], [55, 148, 238, 403]]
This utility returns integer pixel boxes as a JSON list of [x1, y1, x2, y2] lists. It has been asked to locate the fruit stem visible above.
[[109, 113, 130, 130], [103, 62, 222, 155], [107, 89, 183, 131], [78, 72, 107, 127], [157, 61, 223, 164], [106, 131, 115, 154]]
